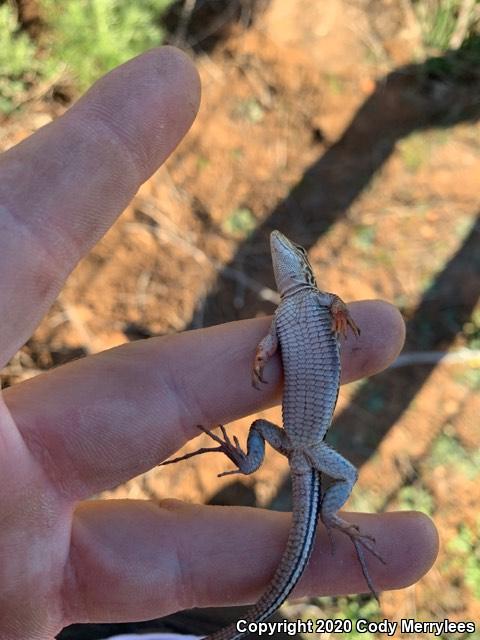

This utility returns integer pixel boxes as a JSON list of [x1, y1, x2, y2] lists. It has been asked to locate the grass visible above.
[[413, 0, 480, 52], [463, 308, 480, 349], [0, 4, 52, 113], [457, 308, 480, 388], [398, 132, 431, 172], [414, 0, 463, 51], [398, 129, 451, 173], [352, 224, 377, 250], [412, 0, 480, 78], [447, 522, 480, 600], [397, 484, 435, 515], [305, 596, 379, 639], [427, 432, 480, 478], [41, 0, 173, 90], [455, 367, 480, 390], [0, 0, 173, 114]]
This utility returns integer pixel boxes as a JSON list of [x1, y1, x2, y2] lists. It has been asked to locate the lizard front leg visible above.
[[307, 441, 384, 599], [161, 420, 291, 478], [252, 318, 279, 389], [317, 292, 360, 338]]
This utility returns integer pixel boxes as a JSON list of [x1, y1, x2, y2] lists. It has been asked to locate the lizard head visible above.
[[270, 230, 318, 296]]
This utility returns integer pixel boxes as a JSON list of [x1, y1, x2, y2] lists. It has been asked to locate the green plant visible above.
[[414, 0, 462, 51], [398, 132, 431, 172], [463, 308, 480, 349], [455, 367, 480, 390], [232, 98, 265, 124], [397, 484, 435, 515], [222, 207, 256, 238], [41, 0, 173, 89], [311, 596, 379, 639], [413, 1, 480, 78], [352, 224, 377, 250], [447, 523, 480, 600], [0, 4, 44, 113], [398, 128, 453, 173], [428, 432, 480, 478]]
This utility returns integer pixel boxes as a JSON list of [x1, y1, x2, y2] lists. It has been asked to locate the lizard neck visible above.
[[279, 282, 319, 300]]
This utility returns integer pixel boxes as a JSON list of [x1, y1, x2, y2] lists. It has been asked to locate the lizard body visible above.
[[162, 230, 380, 640]]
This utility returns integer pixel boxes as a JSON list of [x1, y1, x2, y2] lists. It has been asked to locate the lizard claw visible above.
[[252, 368, 268, 390], [334, 521, 381, 559], [217, 468, 242, 478], [252, 339, 274, 390], [329, 295, 360, 339], [324, 518, 385, 601], [160, 425, 247, 472], [347, 315, 361, 337], [159, 426, 224, 466], [197, 424, 248, 472]]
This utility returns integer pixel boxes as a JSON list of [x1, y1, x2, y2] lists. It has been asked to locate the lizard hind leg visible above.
[[162, 420, 290, 479], [212, 419, 290, 477], [307, 442, 384, 601]]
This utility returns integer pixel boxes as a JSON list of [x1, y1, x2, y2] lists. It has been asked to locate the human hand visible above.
[[0, 47, 437, 640]]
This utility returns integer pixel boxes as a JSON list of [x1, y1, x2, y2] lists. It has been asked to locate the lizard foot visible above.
[[196, 424, 249, 478], [252, 350, 269, 390], [251, 326, 278, 390], [329, 295, 360, 338], [325, 518, 385, 602], [159, 425, 235, 467]]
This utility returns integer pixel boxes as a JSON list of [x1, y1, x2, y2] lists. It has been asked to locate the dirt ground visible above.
[[2, 0, 480, 637]]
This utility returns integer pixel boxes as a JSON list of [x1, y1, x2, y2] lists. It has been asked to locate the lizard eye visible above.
[[293, 243, 307, 256]]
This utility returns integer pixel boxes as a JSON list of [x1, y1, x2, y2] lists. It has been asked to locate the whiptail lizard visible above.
[[162, 230, 383, 640]]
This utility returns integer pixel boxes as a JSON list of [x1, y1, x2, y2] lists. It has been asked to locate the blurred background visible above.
[[1, 0, 480, 637]]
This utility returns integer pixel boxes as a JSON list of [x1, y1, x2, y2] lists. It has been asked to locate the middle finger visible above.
[[4, 301, 404, 500]]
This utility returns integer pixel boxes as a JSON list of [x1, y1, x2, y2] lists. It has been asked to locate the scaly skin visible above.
[[162, 230, 382, 640]]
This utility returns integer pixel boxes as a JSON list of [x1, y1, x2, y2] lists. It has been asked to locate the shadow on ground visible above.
[[195, 44, 480, 480]]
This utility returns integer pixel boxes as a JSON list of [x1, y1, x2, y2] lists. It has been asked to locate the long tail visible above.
[[204, 469, 321, 640]]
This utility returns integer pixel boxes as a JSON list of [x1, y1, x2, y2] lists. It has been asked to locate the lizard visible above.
[[161, 230, 383, 640]]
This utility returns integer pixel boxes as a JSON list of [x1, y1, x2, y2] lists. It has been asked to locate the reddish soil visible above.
[[2, 0, 480, 637]]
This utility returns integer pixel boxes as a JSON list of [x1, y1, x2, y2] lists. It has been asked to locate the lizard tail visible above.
[[203, 469, 321, 640]]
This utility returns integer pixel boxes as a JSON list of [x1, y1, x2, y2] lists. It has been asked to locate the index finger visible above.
[[0, 47, 200, 366]]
